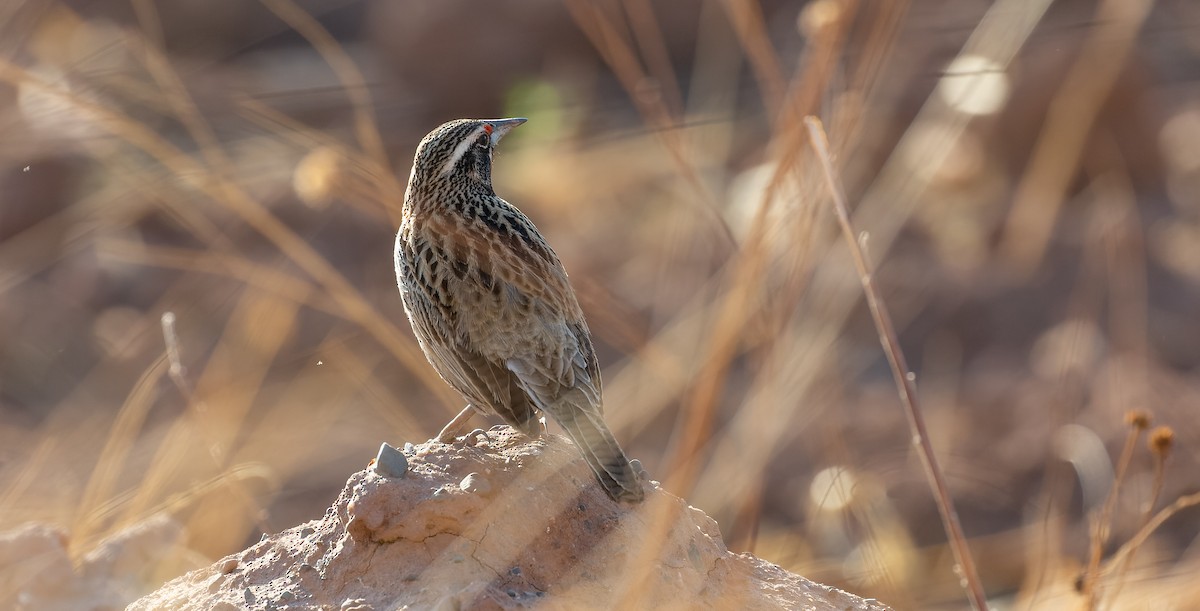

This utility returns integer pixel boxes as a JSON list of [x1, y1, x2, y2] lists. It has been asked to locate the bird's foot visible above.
[[516, 416, 546, 439], [629, 458, 647, 480], [463, 428, 491, 446]]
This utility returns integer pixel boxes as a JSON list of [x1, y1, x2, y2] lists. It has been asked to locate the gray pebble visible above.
[[374, 442, 409, 478]]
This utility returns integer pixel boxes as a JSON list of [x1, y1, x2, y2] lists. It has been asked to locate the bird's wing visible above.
[[417, 312, 541, 430], [434, 195, 604, 412], [505, 324, 644, 502], [504, 321, 602, 415], [421, 330, 505, 406], [478, 253, 605, 411], [484, 200, 603, 383], [399, 233, 539, 429]]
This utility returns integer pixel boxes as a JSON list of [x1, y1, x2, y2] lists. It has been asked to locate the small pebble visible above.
[[207, 575, 225, 594], [218, 558, 238, 574], [244, 587, 257, 604], [459, 472, 491, 494], [341, 599, 373, 611], [280, 591, 295, 602], [374, 442, 409, 478]]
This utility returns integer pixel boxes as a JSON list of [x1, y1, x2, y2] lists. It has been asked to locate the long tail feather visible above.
[[549, 401, 644, 503]]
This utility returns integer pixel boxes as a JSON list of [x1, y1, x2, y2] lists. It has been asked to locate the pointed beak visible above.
[[486, 117, 527, 146]]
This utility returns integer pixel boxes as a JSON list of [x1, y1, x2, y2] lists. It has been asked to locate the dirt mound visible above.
[[130, 427, 890, 610]]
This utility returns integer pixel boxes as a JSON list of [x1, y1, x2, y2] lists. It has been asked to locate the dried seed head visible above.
[[1149, 426, 1174, 458], [1125, 409, 1152, 430]]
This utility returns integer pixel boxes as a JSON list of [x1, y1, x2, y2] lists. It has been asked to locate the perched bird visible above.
[[394, 118, 645, 503]]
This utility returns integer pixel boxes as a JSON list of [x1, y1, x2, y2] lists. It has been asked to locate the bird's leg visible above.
[[436, 405, 476, 443]]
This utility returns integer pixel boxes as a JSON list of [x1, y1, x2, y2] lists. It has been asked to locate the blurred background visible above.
[[1, 0, 1199, 608]]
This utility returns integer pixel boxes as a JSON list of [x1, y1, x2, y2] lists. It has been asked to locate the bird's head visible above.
[[406, 118, 526, 196]]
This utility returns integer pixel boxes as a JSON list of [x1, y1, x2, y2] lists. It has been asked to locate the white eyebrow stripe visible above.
[[441, 125, 488, 176]]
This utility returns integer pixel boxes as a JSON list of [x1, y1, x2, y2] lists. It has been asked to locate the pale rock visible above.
[[130, 427, 891, 610]]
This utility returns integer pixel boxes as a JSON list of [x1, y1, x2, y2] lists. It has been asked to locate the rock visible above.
[[0, 523, 74, 608], [0, 514, 199, 610], [130, 426, 890, 610], [372, 442, 409, 479], [459, 472, 491, 495]]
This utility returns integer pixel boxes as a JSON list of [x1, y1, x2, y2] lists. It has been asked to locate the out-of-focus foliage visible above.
[[1, 0, 1199, 608]]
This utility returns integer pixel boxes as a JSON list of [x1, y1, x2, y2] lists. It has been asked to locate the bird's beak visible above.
[[486, 117, 527, 146]]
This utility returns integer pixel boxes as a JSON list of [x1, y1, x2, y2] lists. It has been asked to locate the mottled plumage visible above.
[[395, 118, 644, 503]]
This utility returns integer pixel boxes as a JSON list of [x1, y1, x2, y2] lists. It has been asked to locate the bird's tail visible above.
[[550, 401, 645, 503]]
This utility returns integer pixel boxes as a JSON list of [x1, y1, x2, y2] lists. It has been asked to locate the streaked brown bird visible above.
[[394, 118, 645, 503]]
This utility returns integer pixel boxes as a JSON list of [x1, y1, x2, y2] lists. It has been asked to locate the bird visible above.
[[394, 118, 645, 503]]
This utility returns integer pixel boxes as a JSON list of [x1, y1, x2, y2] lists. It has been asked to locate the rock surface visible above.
[[130, 427, 891, 610], [0, 515, 199, 610]]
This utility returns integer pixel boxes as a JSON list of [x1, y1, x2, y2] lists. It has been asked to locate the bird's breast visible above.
[[397, 200, 583, 353]]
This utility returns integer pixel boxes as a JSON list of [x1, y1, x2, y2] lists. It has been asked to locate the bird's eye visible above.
[[476, 134, 490, 149]]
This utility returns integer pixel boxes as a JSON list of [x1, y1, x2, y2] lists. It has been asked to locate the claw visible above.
[[463, 428, 491, 446]]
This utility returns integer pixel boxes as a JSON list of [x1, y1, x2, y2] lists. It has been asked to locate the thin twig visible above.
[[256, 0, 392, 179], [997, 0, 1155, 271], [718, 0, 786, 120], [805, 116, 989, 610], [0, 60, 458, 411], [1105, 425, 1173, 607], [1082, 417, 1144, 607], [161, 312, 191, 397], [1100, 490, 1200, 580], [562, 0, 737, 249]]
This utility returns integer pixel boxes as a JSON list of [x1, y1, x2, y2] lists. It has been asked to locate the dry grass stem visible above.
[[998, 0, 1155, 271], [805, 116, 988, 610]]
